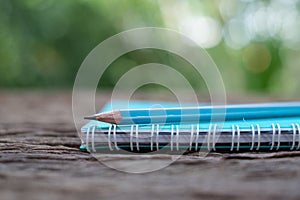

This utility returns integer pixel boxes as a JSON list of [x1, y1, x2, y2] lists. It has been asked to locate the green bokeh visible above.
[[1, 0, 300, 95]]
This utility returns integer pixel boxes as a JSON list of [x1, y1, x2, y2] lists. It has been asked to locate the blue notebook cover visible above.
[[80, 100, 300, 151]]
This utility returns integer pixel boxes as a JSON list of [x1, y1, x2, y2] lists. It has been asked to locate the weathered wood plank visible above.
[[1, 91, 300, 200]]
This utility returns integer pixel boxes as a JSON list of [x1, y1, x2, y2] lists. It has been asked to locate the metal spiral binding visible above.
[[85, 125, 97, 152], [113, 124, 120, 150], [207, 124, 212, 151], [296, 123, 300, 150], [236, 125, 240, 151], [256, 124, 261, 150], [85, 126, 91, 152], [156, 124, 160, 151], [170, 125, 174, 151], [291, 123, 296, 150], [87, 121, 300, 152], [231, 124, 235, 151], [176, 125, 180, 151], [230, 124, 240, 151], [151, 124, 155, 151], [270, 123, 281, 150], [91, 125, 96, 152], [276, 123, 281, 150], [249, 124, 261, 150], [107, 124, 113, 151], [212, 124, 217, 151], [250, 124, 255, 150], [212, 124, 218, 151], [195, 124, 200, 151], [130, 125, 134, 151], [135, 124, 139, 151], [189, 125, 194, 151], [270, 123, 275, 150]]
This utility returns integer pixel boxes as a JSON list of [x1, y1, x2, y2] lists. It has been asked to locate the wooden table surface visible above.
[[1, 90, 300, 200]]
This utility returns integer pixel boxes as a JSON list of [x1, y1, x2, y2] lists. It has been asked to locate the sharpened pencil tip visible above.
[[83, 110, 121, 124], [84, 115, 98, 120]]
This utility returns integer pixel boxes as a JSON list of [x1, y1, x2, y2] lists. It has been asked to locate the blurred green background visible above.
[[1, 0, 300, 95]]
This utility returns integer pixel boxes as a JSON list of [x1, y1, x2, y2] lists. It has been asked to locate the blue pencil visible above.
[[84, 102, 300, 125]]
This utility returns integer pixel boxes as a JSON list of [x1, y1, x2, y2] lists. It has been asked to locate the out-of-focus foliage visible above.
[[0, 0, 163, 87], [1, 0, 300, 95]]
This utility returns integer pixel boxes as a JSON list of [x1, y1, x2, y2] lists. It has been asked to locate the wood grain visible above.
[[1, 91, 300, 200]]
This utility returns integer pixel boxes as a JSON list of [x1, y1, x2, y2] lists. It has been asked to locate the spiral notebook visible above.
[[80, 100, 300, 153]]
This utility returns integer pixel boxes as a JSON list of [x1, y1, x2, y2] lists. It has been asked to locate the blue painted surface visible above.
[[120, 102, 300, 124], [82, 100, 300, 131]]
